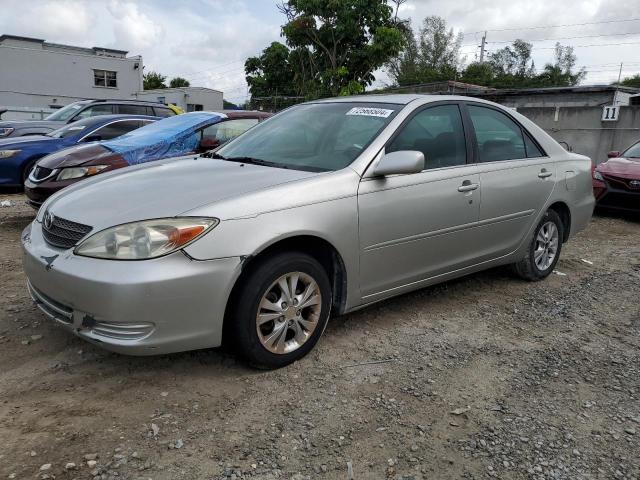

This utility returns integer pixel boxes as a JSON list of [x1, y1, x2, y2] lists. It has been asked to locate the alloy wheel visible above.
[[534, 221, 559, 271], [256, 272, 322, 354]]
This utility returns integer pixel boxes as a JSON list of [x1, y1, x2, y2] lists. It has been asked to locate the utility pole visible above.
[[614, 62, 623, 105], [479, 32, 487, 63]]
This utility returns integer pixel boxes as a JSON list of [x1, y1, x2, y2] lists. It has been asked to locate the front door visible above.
[[464, 103, 556, 261], [358, 103, 480, 299]]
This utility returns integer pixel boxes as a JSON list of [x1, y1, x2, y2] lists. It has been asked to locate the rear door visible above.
[[464, 103, 556, 260], [358, 103, 480, 298]]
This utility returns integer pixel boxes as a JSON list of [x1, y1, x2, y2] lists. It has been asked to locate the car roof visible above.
[[223, 110, 273, 119], [72, 99, 174, 107], [308, 93, 504, 106], [69, 114, 160, 127], [310, 94, 429, 105]]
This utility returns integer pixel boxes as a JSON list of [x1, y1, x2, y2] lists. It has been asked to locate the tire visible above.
[[513, 209, 564, 281], [230, 251, 332, 369]]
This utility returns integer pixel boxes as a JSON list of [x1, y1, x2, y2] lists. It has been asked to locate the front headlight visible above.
[[0, 149, 21, 158], [74, 217, 219, 260], [56, 165, 108, 181], [0, 127, 15, 137], [593, 170, 605, 182]]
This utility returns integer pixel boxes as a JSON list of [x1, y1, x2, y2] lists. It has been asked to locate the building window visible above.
[[187, 104, 203, 112], [94, 69, 117, 88]]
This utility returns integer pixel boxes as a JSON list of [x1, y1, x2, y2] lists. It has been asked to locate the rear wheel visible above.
[[230, 252, 332, 369], [513, 209, 564, 281]]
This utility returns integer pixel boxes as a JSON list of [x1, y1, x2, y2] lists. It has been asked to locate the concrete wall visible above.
[[134, 88, 223, 112], [0, 38, 143, 116], [517, 106, 640, 163]]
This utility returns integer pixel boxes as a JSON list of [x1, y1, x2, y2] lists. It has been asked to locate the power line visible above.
[[462, 17, 640, 36]]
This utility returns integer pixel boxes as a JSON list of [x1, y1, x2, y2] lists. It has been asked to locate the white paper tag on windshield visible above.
[[346, 107, 394, 118]]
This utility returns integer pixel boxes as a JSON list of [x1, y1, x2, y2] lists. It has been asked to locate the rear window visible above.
[[153, 107, 175, 117]]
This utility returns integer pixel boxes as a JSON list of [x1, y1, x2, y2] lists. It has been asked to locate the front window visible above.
[[45, 102, 87, 121], [75, 104, 115, 120], [47, 118, 95, 138], [94, 69, 118, 88], [216, 102, 402, 171], [623, 141, 640, 158], [387, 105, 467, 169]]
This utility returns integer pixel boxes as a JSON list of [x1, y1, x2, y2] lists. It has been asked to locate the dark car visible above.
[[0, 114, 158, 189], [0, 99, 175, 138], [24, 110, 271, 207], [593, 141, 640, 212]]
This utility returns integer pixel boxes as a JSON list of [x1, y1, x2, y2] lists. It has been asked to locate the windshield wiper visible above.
[[224, 156, 291, 169], [200, 151, 226, 159]]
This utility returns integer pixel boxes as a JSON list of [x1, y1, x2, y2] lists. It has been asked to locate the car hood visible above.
[[43, 157, 321, 230], [597, 157, 640, 179], [0, 135, 56, 149], [0, 120, 64, 131], [37, 144, 119, 168]]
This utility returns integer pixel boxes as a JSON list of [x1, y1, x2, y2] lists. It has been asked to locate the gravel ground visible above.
[[0, 192, 639, 480]]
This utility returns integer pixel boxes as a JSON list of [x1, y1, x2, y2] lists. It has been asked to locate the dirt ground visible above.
[[0, 192, 638, 480]]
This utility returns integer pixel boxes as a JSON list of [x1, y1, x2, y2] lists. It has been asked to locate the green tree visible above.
[[223, 99, 239, 109], [619, 74, 640, 88], [169, 77, 190, 88], [535, 44, 586, 87], [387, 16, 462, 86], [487, 39, 536, 87], [277, 0, 405, 96], [245, 41, 299, 108], [143, 71, 167, 90], [460, 62, 495, 86]]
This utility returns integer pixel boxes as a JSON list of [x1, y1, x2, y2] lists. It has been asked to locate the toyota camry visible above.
[[22, 95, 595, 368]]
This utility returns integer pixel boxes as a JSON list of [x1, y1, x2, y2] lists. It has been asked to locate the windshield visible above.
[[623, 141, 640, 158], [46, 118, 97, 138], [216, 102, 402, 171], [45, 102, 87, 121]]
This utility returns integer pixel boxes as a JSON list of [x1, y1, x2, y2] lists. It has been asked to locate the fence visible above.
[[0, 106, 56, 120], [517, 106, 640, 164]]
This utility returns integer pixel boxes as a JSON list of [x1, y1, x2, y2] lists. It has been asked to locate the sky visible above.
[[1, 0, 639, 104]]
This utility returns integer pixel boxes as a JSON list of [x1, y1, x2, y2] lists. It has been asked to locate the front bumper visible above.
[[22, 221, 242, 355], [24, 177, 77, 209], [595, 185, 640, 212]]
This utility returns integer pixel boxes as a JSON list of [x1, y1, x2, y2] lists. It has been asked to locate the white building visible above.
[[0, 34, 143, 119], [134, 87, 224, 113]]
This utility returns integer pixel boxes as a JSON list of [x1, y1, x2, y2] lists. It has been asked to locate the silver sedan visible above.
[[22, 95, 595, 368]]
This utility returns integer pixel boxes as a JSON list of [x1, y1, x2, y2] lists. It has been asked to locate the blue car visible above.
[[0, 114, 158, 188]]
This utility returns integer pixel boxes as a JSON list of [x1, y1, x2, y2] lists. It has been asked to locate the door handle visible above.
[[458, 181, 479, 192], [538, 169, 553, 179]]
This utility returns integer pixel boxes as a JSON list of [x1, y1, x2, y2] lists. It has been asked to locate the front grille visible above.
[[604, 174, 640, 192], [32, 166, 54, 181], [42, 214, 92, 249]]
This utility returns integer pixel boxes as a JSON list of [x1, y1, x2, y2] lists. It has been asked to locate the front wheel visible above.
[[513, 209, 564, 281], [230, 252, 332, 369]]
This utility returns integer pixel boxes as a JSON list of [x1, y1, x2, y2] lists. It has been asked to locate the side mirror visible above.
[[82, 134, 102, 143], [373, 150, 424, 177], [607, 150, 620, 158]]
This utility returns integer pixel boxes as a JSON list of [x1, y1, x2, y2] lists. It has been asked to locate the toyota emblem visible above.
[[630, 180, 640, 189], [43, 211, 54, 229]]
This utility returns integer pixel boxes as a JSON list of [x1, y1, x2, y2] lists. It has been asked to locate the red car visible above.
[[593, 141, 640, 212]]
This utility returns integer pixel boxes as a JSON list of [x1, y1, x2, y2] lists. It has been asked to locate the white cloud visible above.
[[7, 0, 94, 44], [106, 0, 164, 50], [1, 0, 639, 103]]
